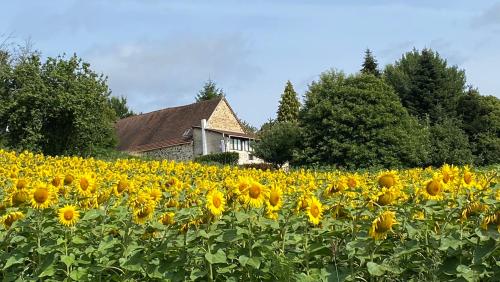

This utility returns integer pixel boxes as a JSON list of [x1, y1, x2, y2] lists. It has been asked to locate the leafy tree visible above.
[[109, 95, 135, 119], [361, 49, 381, 77], [0, 52, 117, 156], [238, 118, 257, 134], [428, 118, 473, 165], [457, 88, 500, 165], [253, 122, 301, 168], [276, 81, 300, 122], [195, 79, 225, 102], [298, 71, 429, 168], [384, 48, 466, 124]]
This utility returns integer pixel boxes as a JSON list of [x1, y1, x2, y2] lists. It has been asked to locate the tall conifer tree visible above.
[[276, 81, 300, 123], [361, 49, 381, 77]]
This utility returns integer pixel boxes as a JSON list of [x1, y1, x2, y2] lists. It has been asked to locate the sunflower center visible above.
[[117, 180, 128, 193], [347, 178, 357, 188], [464, 172, 472, 184], [249, 185, 261, 199], [51, 177, 61, 187], [34, 188, 49, 203], [213, 196, 222, 208], [16, 179, 27, 189], [64, 175, 74, 185], [80, 178, 89, 190], [377, 191, 394, 205], [376, 216, 393, 233], [138, 207, 152, 219], [378, 175, 395, 188], [269, 191, 280, 206], [426, 180, 441, 196], [310, 205, 320, 218], [64, 210, 74, 220]]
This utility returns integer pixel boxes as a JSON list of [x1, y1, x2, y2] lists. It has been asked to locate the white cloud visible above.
[[85, 34, 261, 113]]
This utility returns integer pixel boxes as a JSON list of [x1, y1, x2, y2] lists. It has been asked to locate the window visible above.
[[230, 137, 252, 151]]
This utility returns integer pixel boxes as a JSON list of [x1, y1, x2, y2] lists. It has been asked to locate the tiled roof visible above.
[[116, 98, 222, 152]]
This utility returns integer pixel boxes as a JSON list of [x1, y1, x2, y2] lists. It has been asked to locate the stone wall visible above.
[[140, 143, 194, 161], [207, 100, 245, 133]]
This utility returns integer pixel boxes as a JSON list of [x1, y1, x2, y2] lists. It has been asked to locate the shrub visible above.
[[194, 152, 239, 165]]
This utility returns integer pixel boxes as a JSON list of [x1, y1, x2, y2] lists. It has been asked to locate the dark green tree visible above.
[[385, 48, 466, 124], [276, 81, 300, 122], [195, 79, 225, 102], [109, 96, 135, 119], [0, 53, 117, 156], [428, 118, 473, 165], [253, 122, 301, 168], [457, 88, 500, 165], [361, 49, 381, 77], [298, 71, 430, 168]]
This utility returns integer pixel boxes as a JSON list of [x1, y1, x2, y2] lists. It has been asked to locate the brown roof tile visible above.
[[116, 98, 222, 152]]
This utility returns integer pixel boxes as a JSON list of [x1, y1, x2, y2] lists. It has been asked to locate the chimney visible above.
[[201, 119, 208, 155]]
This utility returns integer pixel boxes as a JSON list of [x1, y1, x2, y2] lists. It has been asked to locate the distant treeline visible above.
[[253, 49, 500, 168]]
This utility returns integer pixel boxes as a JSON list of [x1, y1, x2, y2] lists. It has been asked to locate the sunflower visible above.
[[441, 164, 458, 184], [63, 174, 75, 186], [160, 212, 175, 225], [134, 205, 155, 224], [77, 174, 95, 197], [11, 190, 30, 206], [114, 177, 129, 196], [16, 178, 28, 190], [369, 211, 397, 240], [58, 205, 80, 227], [377, 171, 398, 189], [461, 202, 488, 221], [243, 180, 268, 208], [481, 211, 499, 232], [2, 211, 24, 229], [462, 166, 476, 187], [422, 175, 445, 200], [31, 182, 54, 209], [324, 176, 348, 196], [307, 196, 323, 225], [266, 184, 282, 212], [376, 188, 396, 206], [206, 189, 226, 216]]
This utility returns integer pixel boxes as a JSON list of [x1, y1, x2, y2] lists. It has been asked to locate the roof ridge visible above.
[[118, 97, 223, 121]]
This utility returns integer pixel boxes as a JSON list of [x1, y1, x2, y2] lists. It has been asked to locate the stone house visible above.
[[115, 97, 263, 165]]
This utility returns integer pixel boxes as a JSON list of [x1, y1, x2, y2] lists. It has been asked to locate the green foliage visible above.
[[0, 52, 117, 156], [429, 118, 474, 166], [276, 81, 300, 123], [384, 48, 466, 124], [458, 89, 500, 165], [253, 122, 301, 168], [298, 71, 430, 168], [195, 79, 225, 102], [194, 152, 239, 165], [360, 49, 381, 77], [238, 118, 257, 134], [109, 96, 135, 119]]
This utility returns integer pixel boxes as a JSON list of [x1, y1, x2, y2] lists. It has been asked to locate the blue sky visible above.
[[2, 0, 500, 126]]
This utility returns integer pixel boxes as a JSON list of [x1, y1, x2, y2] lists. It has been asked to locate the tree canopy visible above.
[[195, 79, 225, 102], [298, 71, 429, 168], [384, 49, 466, 124], [253, 122, 301, 168], [109, 96, 135, 119], [0, 52, 117, 156]]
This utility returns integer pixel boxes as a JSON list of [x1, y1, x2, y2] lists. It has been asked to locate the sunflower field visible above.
[[0, 150, 499, 281]]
